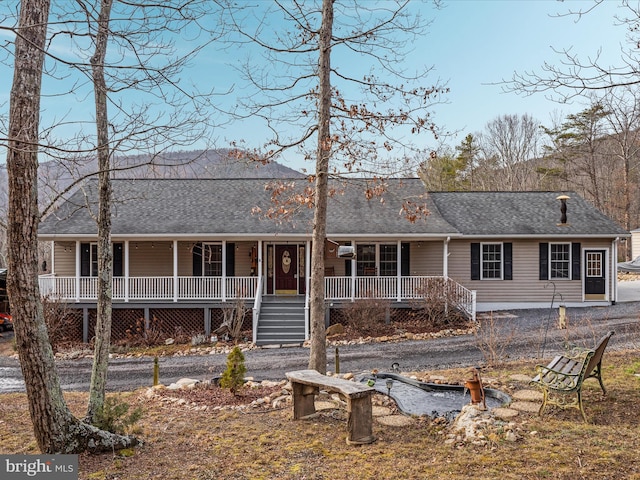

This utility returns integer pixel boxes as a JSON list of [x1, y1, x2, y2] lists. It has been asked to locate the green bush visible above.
[[220, 346, 246, 395], [94, 395, 143, 435]]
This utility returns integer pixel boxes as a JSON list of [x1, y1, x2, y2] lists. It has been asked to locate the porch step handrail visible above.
[[252, 276, 264, 344]]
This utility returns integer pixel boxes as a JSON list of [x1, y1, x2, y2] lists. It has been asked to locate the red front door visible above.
[[275, 245, 298, 293]]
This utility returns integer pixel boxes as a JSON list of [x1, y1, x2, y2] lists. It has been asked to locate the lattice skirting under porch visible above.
[[58, 306, 253, 344]]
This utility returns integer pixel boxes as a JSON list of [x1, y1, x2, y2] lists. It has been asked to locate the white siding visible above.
[[411, 241, 444, 275], [130, 242, 173, 276], [632, 230, 640, 259], [53, 242, 76, 275]]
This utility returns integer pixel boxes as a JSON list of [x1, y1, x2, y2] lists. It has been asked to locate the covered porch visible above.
[[38, 237, 469, 302]]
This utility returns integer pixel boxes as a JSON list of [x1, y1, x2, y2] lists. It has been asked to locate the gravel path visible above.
[[1, 298, 638, 393]]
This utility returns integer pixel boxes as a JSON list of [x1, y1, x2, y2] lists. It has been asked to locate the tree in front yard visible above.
[[222, 0, 446, 372], [220, 346, 247, 396], [6, 0, 137, 453]]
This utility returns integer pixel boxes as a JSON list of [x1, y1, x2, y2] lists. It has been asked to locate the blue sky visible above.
[[427, 0, 624, 144], [0, 1, 629, 172]]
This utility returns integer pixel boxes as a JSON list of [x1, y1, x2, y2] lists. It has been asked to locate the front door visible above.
[[584, 250, 606, 299], [275, 245, 298, 294]]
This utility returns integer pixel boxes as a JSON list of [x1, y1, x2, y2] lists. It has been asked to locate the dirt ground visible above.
[[3, 351, 640, 479]]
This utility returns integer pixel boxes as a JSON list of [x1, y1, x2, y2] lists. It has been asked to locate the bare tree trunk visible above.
[[7, 0, 136, 453], [87, 0, 114, 424], [308, 0, 333, 374]]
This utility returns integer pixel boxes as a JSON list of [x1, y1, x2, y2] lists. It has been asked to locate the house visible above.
[[38, 178, 629, 345]]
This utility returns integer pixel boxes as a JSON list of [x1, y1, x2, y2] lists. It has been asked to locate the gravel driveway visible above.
[[1, 296, 638, 394]]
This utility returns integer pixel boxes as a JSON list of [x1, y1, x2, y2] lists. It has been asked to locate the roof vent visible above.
[[556, 195, 570, 226]]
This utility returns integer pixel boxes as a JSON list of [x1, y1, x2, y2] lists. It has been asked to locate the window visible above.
[[356, 244, 376, 276], [379, 244, 398, 276], [81, 242, 123, 277], [586, 251, 602, 278], [203, 243, 223, 276], [482, 243, 502, 279], [471, 242, 512, 281], [355, 244, 398, 276], [87, 244, 98, 277], [539, 242, 580, 281], [550, 243, 570, 279]]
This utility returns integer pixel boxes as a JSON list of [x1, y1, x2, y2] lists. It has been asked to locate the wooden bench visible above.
[[286, 369, 375, 445], [531, 331, 614, 422]]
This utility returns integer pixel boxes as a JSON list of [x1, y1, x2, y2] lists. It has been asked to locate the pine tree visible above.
[[220, 346, 246, 396]]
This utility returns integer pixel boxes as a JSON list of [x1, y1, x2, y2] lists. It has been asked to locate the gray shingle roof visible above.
[[39, 178, 456, 238], [429, 191, 628, 237], [39, 180, 628, 239]]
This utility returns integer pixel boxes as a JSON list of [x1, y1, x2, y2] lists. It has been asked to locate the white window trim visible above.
[[355, 242, 399, 276], [549, 242, 572, 280], [202, 242, 223, 277], [480, 242, 503, 280]]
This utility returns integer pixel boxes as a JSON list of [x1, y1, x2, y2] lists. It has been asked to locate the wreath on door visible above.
[[282, 250, 291, 274]]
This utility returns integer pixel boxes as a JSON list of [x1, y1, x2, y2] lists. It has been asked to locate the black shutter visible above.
[[401, 242, 410, 276], [113, 243, 123, 277], [470, 243, 480, 280], [226, 243, 235, 277], [192, 242, 202, 276], [503, 243, 512, 280], [572, 242, 581, 280], [80, 243, 91, 277], [539, 243, 549, 280]]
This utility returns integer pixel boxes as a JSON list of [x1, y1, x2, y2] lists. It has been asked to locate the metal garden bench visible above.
[[531, 330, 614, 422]]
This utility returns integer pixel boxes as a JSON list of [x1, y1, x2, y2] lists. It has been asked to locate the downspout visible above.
[[443, 236, 450, 278], [444, 237, 450, 317]]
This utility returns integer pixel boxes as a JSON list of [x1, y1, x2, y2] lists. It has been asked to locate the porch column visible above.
[[222, 240, 227, 302], [173, 240, 178, 302], [50, 241, 55, 275], [75, 241, 81, 302], [305, 239, 311, 340], [351, 242, 356, 302], [397, 240, 402, 302], [256, 240, 264, 288], [124, 241, 130, 302]]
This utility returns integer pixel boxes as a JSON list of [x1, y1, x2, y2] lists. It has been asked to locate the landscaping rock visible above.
[[326, 323, 344, 336], [167, 378, 200, 389]]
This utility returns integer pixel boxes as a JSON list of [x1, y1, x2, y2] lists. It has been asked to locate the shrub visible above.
[[220, 346, 246, 395], [340, 297, 390, 336], [124, 316, 164, 347], [42, 296, 82, 352], [473, 312, 515, 367], [215, 298, 248, 344], [93, 395, 143, 435], [412, 278, 470, 327]]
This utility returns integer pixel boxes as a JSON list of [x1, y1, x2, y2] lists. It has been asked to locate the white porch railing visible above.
[[38, 274, 476, 320], [39, 276, 258, 302], [324, 275, 476, 320]]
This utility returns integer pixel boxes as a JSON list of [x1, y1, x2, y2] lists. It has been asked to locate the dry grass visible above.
[[3, 351, 640, 479]]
